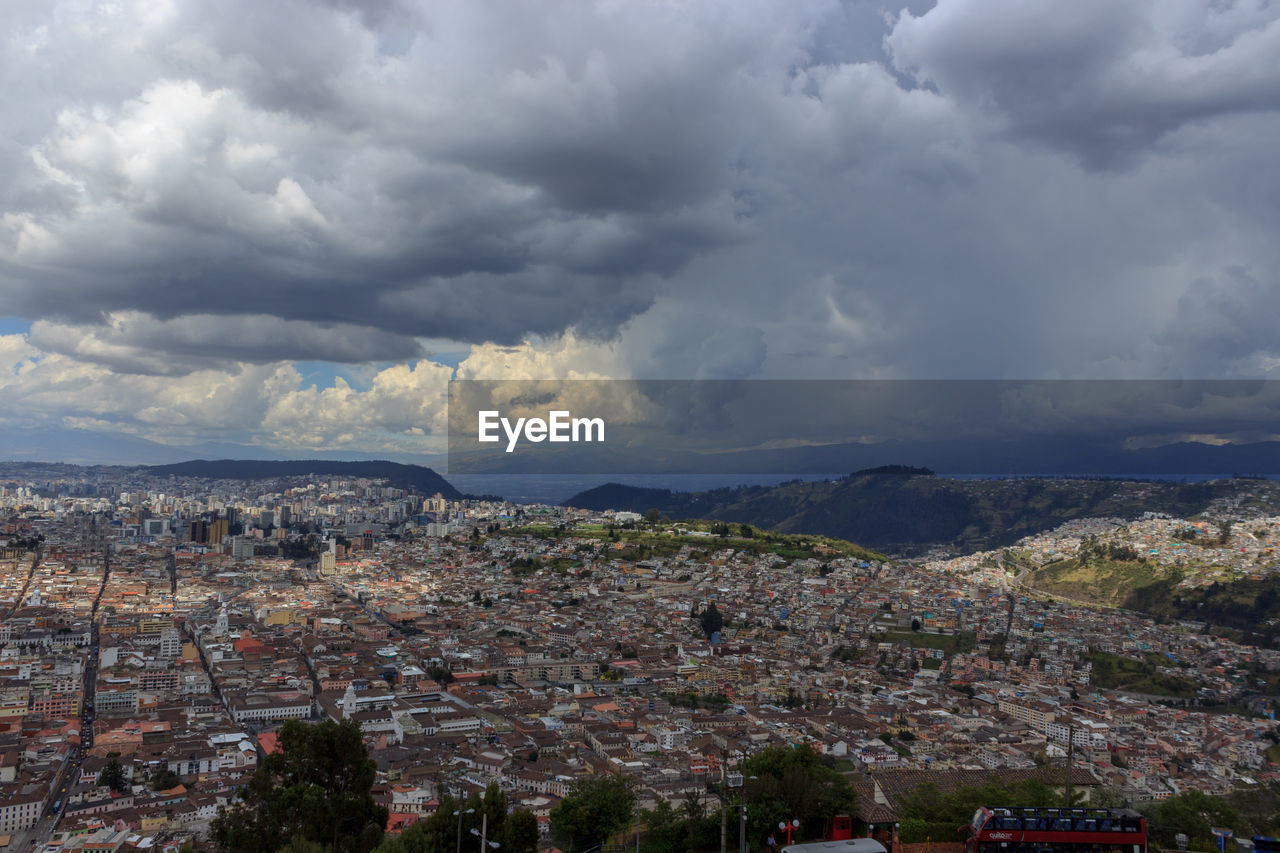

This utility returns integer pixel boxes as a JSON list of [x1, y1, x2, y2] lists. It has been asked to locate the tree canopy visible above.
[[97, 758, 128, 793], [550, 773, 636, 852], [1141, 790, 1243, 852], [699, 603, 724, 638], [211, 718, 387, 853], [377, 785, 538, 853], [738, 745, 856, 845]]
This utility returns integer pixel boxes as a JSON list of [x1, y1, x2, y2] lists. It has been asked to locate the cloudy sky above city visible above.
[[1, 0, 1279, 462]]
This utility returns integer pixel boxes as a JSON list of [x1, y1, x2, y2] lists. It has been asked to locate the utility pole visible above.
[[1065, 721, 1075, 807], [454, 808, 474, 853], [720, 755, 728, 853]]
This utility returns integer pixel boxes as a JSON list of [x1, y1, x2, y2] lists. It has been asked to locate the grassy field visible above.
[[504, 520, 885, 563], [1086, 650, 1199, 698], [1028, 556, 1182, 606], [879, 630, 977, 654]]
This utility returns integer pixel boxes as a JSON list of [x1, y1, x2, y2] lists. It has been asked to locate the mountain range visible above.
[[564, 469, 1270, 554], [142, 459, 465, 499]]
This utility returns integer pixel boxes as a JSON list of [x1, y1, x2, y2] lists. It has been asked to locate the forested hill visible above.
[[143, 459, 464, 499], [566, 472, 1266, 555]]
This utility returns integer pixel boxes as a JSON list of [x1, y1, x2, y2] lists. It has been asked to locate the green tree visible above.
[[551, 773, 636, 852], [639, 799, 688, 853], [376, 794, 461, 853], [427, 665, 456, 684], [98, 758, 128, 793], [211, 718, 386, 853], [498, 809, 539, 853], [699, 603, 724, 638], [280, 839, 329, 853], [151, 768, 182, 791], [379, 786, 540, 853], [739, 745, 856, 844], [1091, 787, 1129, 808], [1226, 780, 1280, 836], [477, 783, 507, 843], [1142, 790, 1241, 852]]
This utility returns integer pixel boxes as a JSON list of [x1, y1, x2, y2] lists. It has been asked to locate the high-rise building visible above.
[[158, 627, 182, 659]]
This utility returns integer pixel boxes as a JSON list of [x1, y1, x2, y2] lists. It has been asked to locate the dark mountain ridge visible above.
[[566, 472, 1269, 555], [143, 459, 464, 499]]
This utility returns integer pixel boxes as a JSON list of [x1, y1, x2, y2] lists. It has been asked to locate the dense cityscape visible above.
[[6, 0, 1280, 851], [2, 467, 1279, 851]]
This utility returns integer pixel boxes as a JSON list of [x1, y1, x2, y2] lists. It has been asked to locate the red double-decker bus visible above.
[[965, 807, 1147, 853]]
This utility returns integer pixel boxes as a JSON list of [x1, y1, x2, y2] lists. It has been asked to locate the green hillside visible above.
[[510, 518, 886, 564], [1126, 576, 1280, 647], [1027, 554, 1184, 606], [568, 472, 1242, 554]]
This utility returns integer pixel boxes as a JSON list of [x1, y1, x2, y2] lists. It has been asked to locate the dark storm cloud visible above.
[[886, 0, 1280, 168], [27, 313, 427, 375], [1, 0, 1279, 389], [1156, 267, 1280, 375], [0, 0, 787, 362], [448, 379, 1280, 475]]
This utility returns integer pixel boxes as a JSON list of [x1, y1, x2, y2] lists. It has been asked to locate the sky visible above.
[[1, 0, 1278, 465]]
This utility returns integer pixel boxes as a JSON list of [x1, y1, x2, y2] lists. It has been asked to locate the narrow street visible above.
[[14, 544, 100, 851], [2, 544, 40, 620], [182, 620, 231, 718], [92, 544, 110, 615], [336, 580, 409, 638]]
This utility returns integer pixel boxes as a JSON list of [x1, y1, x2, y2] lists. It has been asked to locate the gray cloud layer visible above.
[[1, 0, 1279, 455]]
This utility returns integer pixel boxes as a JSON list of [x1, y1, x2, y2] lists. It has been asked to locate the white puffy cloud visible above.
[[262, 360, 452, 451], [0, 333, 297, 437], [0, 333, 455, 455]]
